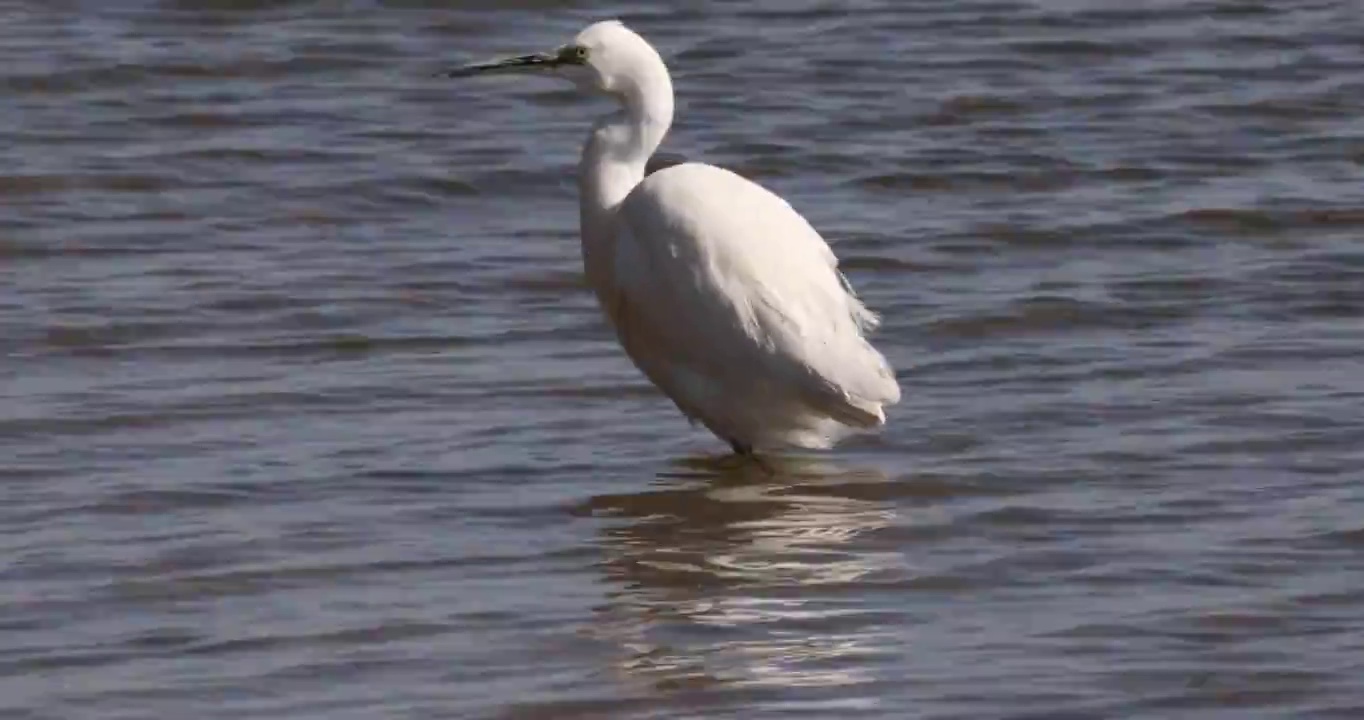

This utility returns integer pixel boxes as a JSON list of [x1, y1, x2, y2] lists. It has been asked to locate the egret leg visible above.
[[727, 440, 775, 476]]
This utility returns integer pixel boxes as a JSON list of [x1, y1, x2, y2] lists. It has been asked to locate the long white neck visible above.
[[578, 68, 674, 300]]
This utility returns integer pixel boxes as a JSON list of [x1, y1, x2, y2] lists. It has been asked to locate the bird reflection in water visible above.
[[579, 454, 904, 702]]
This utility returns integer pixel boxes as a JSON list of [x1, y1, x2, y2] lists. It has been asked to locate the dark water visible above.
[[4, 1, 1363, 718]]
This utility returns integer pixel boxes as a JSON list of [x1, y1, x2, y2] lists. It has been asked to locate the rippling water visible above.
[[4, 1, 1364, 718]]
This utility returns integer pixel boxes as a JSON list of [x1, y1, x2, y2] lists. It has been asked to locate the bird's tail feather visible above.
[[806, 391, 886, 429]]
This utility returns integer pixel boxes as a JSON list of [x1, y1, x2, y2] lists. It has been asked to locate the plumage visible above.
[[449, 20, 900, 453], [603, 162, 899, 449]]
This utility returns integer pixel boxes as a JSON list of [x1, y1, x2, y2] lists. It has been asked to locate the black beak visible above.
[[443, 52, 561, 78]]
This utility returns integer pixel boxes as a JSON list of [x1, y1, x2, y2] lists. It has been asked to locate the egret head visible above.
[[445, 20, 669, 103]]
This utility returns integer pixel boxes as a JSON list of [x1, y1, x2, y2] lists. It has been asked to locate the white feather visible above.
[[601, 162, 899, 449]]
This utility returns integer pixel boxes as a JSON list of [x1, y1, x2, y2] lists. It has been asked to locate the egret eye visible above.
[[554, 45, 588, 65]]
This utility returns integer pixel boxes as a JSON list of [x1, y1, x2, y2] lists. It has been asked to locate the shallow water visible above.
[[4, 1, 1363, 718]]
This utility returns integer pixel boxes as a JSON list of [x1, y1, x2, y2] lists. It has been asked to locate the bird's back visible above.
[[600, 161, 899, 449]]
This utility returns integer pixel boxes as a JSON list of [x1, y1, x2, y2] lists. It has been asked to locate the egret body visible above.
[[447, 21, 900, 454]]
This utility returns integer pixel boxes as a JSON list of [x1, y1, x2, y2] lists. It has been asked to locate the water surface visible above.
[[4, 1, 1364, 718]]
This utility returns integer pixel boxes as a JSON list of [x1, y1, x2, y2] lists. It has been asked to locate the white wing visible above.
[[605, 162, 899, 445]]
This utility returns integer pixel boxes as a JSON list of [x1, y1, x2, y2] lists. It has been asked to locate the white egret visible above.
[[447, 20, 899, 455]]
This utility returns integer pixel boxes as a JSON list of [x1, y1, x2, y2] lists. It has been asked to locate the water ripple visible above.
[[4, 1, 1363, 719]]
